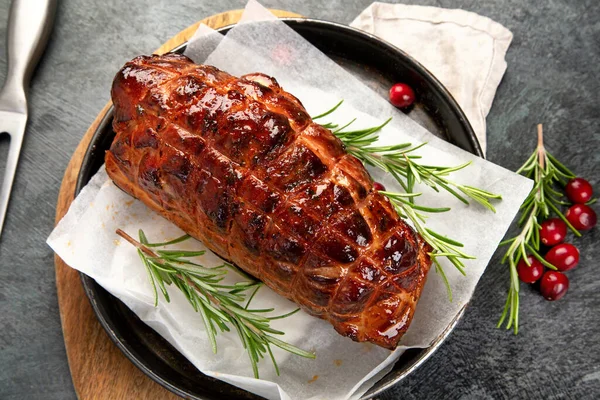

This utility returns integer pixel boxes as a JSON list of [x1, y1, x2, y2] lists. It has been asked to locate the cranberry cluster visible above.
[[517, 178, 597, 300]]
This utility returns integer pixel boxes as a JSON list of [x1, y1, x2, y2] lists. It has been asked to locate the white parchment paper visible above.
[[48, 2, 532, 399]]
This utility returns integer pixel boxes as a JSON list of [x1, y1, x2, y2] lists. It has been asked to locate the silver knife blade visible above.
[[0, 0, 56, 239], [0, 110, 27, 236]]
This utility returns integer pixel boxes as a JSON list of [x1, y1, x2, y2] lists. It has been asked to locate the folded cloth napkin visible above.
[[350, 2, 513, 154]]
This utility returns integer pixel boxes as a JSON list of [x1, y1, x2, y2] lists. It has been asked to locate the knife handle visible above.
[[1, 0, 57, 112]]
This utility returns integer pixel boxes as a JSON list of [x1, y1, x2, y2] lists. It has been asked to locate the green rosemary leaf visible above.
[[394, 196, 451, 212], [267, 345, 280, 376], [147, 259, 177, 274], [407, 160, 422, 185], [196, 295, 232, 322], [149, 263, 171, 302], [546, 153, 576, 178], [245, 308, 276, 314], [138, 249, 158, 307], [250, 322, 285, 336], [463, 185, 503, 199], [320, 122, 338, 129], [546, 200, 582, 237], [139, 230, 149, 245], [543, 182, 564, 198], [244, 283, 262, 310], [333, 118, 357, 133], [435, 161, 472, 175], [269, 308, 301, 321], [400, 141, 428, 154], [434, 180, 470, 205], [311, 100, 344, 120], [266, 335, 316, 359], [498, 237, 516, 246], [406, 169, 415, 194], [144, 233, 191, 247], [198, 301, 218, 354], [523, 243, 557, 270], [433, 260, 453, 302], [363, 143, 412, 153], [157, 249, 206, 258], [425, 229, 465, 247], [516, 152, 537, 174], [337, 117, 392, 137], [227, 304, 271, 323], [379, 190, 422, 198]]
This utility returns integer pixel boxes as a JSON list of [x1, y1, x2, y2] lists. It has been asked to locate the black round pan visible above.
[[76, 18, 482, 400]]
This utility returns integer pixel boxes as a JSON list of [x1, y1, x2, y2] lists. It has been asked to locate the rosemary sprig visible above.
[[116, 229, 315, 378], [313, 101, 501, 299], [497, 124, 579, 333], [333, 117, 501, 211]]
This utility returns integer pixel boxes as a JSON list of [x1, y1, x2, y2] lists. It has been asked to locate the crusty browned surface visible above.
[[105, 53, 432, 349]]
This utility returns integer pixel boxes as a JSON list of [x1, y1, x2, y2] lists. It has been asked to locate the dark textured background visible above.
[[0, 0, 599, 399]]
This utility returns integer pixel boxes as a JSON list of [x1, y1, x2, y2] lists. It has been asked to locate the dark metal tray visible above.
[[76, 18, 481, 400]]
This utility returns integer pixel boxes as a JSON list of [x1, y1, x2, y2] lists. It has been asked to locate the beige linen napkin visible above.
[[351, 2, 513, 154]]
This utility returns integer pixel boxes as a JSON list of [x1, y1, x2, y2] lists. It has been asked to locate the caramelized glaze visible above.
[[106, 54, 432, 349]]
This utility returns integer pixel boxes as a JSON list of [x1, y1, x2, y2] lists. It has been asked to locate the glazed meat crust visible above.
[[106, 53, 432, 349]]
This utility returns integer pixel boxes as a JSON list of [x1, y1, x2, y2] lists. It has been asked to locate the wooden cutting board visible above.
[[54, 9, 301, 399]]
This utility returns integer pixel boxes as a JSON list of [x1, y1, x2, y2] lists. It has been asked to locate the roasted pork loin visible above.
[[106, 54, 432, 349]]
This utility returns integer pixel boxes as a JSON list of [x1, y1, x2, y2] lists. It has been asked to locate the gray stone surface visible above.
[[0, 0, 598, 399]]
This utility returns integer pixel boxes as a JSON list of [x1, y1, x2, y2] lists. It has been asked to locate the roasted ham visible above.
[[105, 53, 432, 349]]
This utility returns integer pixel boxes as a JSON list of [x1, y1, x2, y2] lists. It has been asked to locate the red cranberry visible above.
[[565, 178, 593, 204], [517, 256, 545, 283], [389, 83, 415, 108], [545, 243, 579, 271], [539, 218, 567, 246], [565, 204, 597, 231], [373, 182, 386, 191], [539, 271, 569, 301]]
